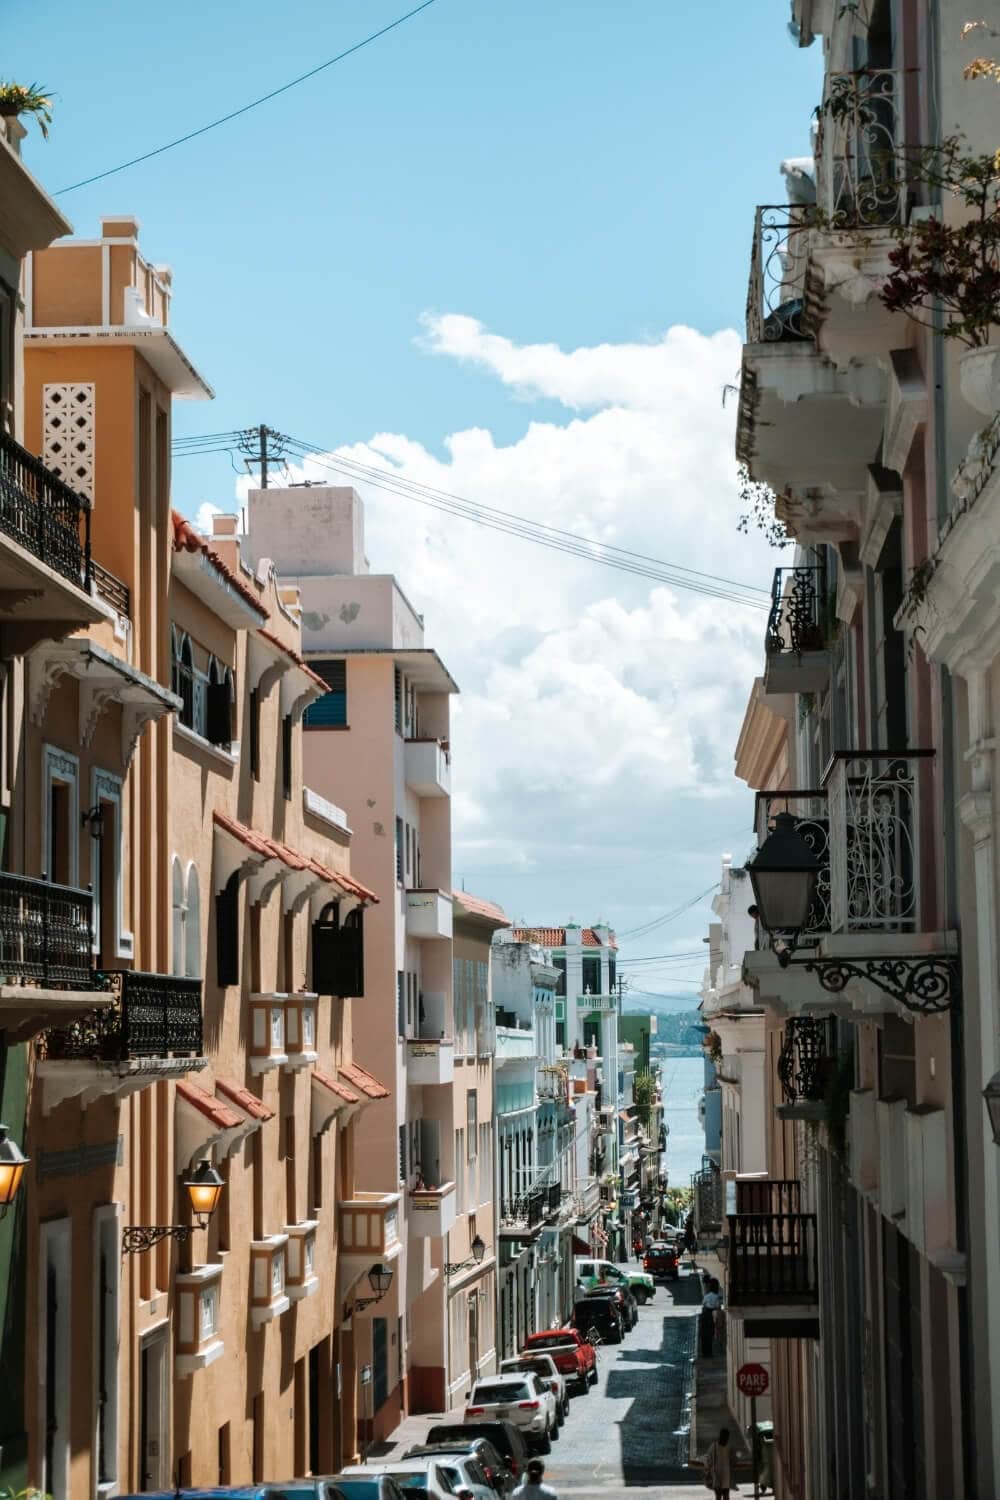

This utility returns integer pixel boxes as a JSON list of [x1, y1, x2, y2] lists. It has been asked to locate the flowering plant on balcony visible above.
[[702, 1029, 723, 1064], [879, 138, 1000, 348], [0, 81, 55, 138]]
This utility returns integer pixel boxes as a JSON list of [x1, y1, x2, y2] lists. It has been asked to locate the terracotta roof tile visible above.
[[216, 1078, 274, 1122], [258, 628, 328, 690], [171, 510, 268, 618], [453, 890, 509, 925], [312, 1068, 360, 1105], [339, 1061, 391, 1100], [212, 810, 378, 903], [176, 1080, 243, 1130], [511, 926, 618, 950]]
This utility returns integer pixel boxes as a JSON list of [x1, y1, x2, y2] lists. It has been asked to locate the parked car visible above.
[[521, 1328, 598, 1391], [574, 1256, 656, 1304], [402, 1440, 512, 1496], [464, 1373, 558, 1452], [570, 1295, 623, 1344], [331, 1475, 410, 1500], [499, 1353, 569, 1421], [424, 1420, 530, 1485], [643, 1240, 681, 1281], [123, 1490, 348, 1500], [339, 1462, 458, 1500], [584, 1282, 637, 1330]]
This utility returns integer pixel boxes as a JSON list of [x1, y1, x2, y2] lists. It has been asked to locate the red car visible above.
[[521, 1329, 598, 1393]]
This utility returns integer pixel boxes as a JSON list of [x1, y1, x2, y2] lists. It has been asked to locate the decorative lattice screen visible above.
[[43, 383, 95, 500]]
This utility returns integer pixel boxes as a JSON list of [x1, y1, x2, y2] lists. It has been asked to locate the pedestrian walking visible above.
[[512, 1457, 559, 1500], [699, 1277, 722, 1357], [683, 1211, 698, 1267], [703, 1426, 733, 1499]]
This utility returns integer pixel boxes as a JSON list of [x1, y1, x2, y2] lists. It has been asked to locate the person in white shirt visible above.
[[699, 1278, 722, 1356], [512, 1457, 559, 1500]]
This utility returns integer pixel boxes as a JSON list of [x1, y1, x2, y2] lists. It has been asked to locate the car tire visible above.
[[634, 1288, 649, 1305], [538, 1426, 552, 1455], [589, 1366, 599, 1385], [551, 1418, 560, 1441]]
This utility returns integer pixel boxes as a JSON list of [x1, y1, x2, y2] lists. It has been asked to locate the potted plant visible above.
[[0, 81, 54, 139], [878, 136, 1000, 412]]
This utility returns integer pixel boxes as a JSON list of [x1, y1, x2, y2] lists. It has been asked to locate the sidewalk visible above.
[[685, 1247, 752, 1479]]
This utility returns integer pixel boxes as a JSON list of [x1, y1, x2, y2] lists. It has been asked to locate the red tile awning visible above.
[[311, 1067, 361, 1137], [339, 1060, 391, 1100], [216, 1077, 274, 1123], [175, 1080, 248, 1170], [212, 810, 377, 903]]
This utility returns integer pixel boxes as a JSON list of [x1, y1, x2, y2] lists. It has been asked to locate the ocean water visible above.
[[659, 1054, 708, 1187]]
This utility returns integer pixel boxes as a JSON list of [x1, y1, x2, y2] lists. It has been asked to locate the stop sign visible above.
[[737, 1362, 769, 1397]]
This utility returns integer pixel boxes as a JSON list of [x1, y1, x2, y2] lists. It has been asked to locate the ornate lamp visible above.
[[184, 1160, 225, 1227], [0, 1125, 29, 1216], [122, 1158, 225, 1254], [747, 811, 819, 965], [445, 1234, 488, 1276], [346, 1260, 395, 1316]]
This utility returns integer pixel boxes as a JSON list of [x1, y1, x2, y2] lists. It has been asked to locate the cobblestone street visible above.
[[541, 1267, 715, 1499]]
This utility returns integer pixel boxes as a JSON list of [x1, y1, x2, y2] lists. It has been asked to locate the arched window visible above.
[[185, 864, 201, 979], [171, 856, 185, 977], [206, 659, 233, 749], [171, 631, 194, 728]]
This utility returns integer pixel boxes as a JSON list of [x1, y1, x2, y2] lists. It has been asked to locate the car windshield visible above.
[[526, 1336, 574, 1350], [472, 1382, 528, 1403], [388, 1477, 429, 1492], [334, 1483, 388, 1500]]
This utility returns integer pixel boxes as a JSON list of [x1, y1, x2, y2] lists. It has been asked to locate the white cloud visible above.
[[225, 316, 776, 965]]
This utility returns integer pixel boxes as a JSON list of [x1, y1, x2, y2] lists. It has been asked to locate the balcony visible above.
[[175, 1264, 224, 1376], [574, 1178, 601, 1221], [746, 752, 958, 1017], [537, 1065, 568, 1102], [495, 1022, 537, 1062], [36, 968, 205, 1112], [405, 888, 453, 941], [776, 1017, 836, 1122], [576, 992, 616, 1014], [498, 1176, 561, 1240], [248, 993, 289, 1074], [404, 737, 451, 798], [763, 566, 831, 696], [815, 69, 906, 230], [738, 206, 885, 531], [0, 872, 112, 1041], [727, 1210, 820, 1338], [285, 1220, 320, 1301], [408, 1181, 456, 1238], [340, 1191, 402, 1270], [406, 1037, 455, 1086], [250, 1234, 290, 1328], [0, 429, 104, 652]]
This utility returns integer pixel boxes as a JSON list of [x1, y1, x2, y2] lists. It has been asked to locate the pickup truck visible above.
[[520, 1328, 598, 1392], [574, 1256, 656, 1304]]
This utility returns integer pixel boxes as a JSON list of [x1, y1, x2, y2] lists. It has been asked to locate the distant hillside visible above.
[[627, 1007, 705, 1055]]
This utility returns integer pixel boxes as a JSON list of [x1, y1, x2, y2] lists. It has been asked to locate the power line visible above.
[[615, 882, 720, 940], [282, 436, 770, 605], [56, 0, 440, 194]]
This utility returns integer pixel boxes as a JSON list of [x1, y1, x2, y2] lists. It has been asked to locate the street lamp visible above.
[[122, 1159, 225, 1254], [346, 1261, 395, 1317], [0, 1125, 28, 1217], [984, 1072, 1000, 1146], [445, 1234, 487, 1276], [746, 811, 819, 965]]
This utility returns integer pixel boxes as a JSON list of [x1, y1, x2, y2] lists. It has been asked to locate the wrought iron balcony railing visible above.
[[0, 428, 92, 592], [766, 565, 826, 656], [754, 750, 935, 944], [746, 205, 813, 344], [692, 1155, 722, 1229], [39, 969, 203, 1062], [728, 1212, 819, 1305], [0, 871, 95, 988], [734, 1178, 802, 1217], [778, 1017, 836, 1107], [816, 69, 907, 228]]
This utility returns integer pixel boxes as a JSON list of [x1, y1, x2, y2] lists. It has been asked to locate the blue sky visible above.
[[8, 0, 822, 997]]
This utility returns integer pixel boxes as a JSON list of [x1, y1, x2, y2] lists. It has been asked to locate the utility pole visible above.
[[237, 425, 289, 489]]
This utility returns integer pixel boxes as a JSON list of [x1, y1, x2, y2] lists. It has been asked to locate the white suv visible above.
[[465, 1372, 559, 1452], [499, 1354, 568, 1423]]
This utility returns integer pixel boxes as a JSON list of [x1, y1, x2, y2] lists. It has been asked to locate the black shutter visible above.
[[281, 715, 292, 800], [206, 677, 232, 747], [343, 907, 365, 997], [312, 901, 341, 996], [249, 689, 260, 778], [216, 873, 239, 987]]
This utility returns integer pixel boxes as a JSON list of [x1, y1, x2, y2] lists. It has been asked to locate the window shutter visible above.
[[249, 689, 260, 778], [216, 874, 239, 987], [312, 901, 341, 996], [343, 907, 365, 997], [303, 660, 347, 728], [206, 676, 232, 747], [281, 715, 292, 801]]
